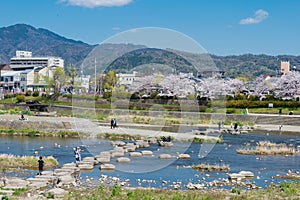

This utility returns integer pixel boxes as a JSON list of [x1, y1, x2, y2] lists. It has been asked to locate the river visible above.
[[0, 131, 299, 189]]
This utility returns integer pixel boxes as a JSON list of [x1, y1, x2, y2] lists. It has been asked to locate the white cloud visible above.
[[239, 9, 269, 25], [59, 0, 133, 8]]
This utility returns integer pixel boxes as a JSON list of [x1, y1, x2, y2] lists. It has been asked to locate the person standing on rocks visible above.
[[38, 156, 44, 175], [75, 147, 81, 166]]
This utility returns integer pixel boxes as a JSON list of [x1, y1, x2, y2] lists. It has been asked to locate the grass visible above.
[[0, 154, 58, 169], [191, 137, 223, 143], [98, 133, 143, 140], [64, 182, 300, 200], [0, 128, 80, 138], [190, 164, 230, 172], [12, 188, 29, 196], [237, 141, 297, 155], [248, 107, 300, 115]]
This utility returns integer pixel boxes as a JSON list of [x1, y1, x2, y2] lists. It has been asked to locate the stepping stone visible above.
[[54, 168, 75, 174], [159, 154, 172, 159], [100, 164, 115, 171], [96, 155, 111, 163], [117, 157, 131, 163], [111, 141, 126, 146], [82, 157, 98, 165], [55, 171, 72, 176], [130, 152, 142, 157], [228, 173, 246, 181], [63, 163, 77, 168], [61, 166, 80, 173], [79, 160, 96, 166], [239, 171, 254, 178], [178, 154, 190, 159], [111, 151, 125, 157], [124, 144, 137, 152], [78, 164, 94, 170], [141, 150, 153, 156], [135, 140, 150, 148]]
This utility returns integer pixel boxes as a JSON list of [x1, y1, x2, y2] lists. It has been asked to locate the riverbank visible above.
[[0, 154, 58, 169], [2, 181, 299, 199]]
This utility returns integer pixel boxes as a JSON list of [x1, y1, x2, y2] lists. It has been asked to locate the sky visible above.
[[0, 0, 300, 56]]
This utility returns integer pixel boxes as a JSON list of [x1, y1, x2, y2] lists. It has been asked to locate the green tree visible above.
[[104, 71, 118, 91], [102, 71, 118, 98], [67, 65, 78, 86], [44, 67, 67, 95]]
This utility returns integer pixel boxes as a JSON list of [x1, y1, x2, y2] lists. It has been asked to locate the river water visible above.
[[0, 131, 299, 189]]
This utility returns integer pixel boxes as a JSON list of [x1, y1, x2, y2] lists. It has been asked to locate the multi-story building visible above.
[[280, 61, 290, 75], [10, 51, 64, 71]]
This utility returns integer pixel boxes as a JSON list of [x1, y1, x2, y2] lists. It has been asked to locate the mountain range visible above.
[[1, 24, 300, 79]]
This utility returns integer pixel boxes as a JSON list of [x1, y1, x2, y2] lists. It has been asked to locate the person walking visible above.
[[38, 156, 44, 175]]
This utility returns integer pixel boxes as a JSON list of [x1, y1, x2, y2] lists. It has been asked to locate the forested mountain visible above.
[[1, 24, 299, 79], [0, 24, 94, 67]]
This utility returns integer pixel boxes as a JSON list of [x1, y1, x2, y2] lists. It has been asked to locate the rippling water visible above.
[[0, 131, 299, 189]]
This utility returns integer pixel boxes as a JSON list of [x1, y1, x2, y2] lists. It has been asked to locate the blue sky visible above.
[[1, 0, 299, 55]]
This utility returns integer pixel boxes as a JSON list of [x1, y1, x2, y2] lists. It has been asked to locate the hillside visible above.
[[0, 24, 94, 67], [0, 24, 300, 79]]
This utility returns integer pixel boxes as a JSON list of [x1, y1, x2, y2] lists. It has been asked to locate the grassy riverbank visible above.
[[0, 154, 58, 170], [0, 128, 81, 138], [63, 182, 300, 200]]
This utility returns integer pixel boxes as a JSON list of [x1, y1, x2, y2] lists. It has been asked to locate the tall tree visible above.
[[67, 65, 78, 86]]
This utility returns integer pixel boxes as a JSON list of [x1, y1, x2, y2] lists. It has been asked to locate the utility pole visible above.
[[94, 58, 97, 94]]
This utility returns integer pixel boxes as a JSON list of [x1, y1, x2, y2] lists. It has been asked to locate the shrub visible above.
[[16, 95, 26, 103], [25, 90, 32, 96], [32, 91, 39, 97], [111, 184, 121, 197], [226, 108, 236, 114]]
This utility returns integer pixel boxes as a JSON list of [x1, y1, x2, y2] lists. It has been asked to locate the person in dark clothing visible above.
[[113, 118, 117, 128], [234, 123, 238, 131], [110, 119, 114, 129], [38, 156, 44, 175]]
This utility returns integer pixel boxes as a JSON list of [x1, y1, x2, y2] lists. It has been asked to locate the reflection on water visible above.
[[0, 131, 299, 189]]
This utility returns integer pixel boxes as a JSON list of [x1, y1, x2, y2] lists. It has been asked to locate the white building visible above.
[[117, 71, 138, 86], [0, 70, 21, 91], [10, 51, 64, 71], [20, 66, 53, 92]]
